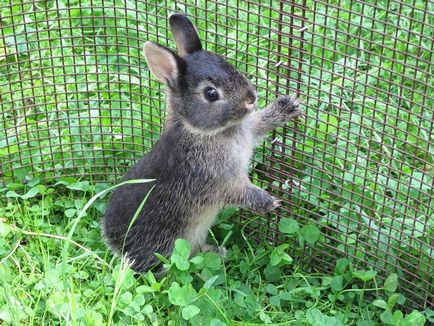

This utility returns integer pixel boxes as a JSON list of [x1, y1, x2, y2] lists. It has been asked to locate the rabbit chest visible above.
[[226, 131, 255, 176], [199, 125, 255, 185], [183, 131, 254, 249]]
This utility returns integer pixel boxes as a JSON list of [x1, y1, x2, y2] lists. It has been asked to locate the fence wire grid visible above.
[[0, 0, 432, 309]]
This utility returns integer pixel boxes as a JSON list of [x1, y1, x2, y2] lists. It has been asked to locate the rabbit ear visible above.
[[143, 41, 180, 84], [169, 13, 202, 56]]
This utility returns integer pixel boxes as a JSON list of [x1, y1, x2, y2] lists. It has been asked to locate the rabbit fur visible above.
[[102, 13, 302, 273]]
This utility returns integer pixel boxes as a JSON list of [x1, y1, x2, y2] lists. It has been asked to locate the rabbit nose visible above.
[[244, 101, 255, 111], [247, 90, 257, 102], [243, 91, 257, 110], [246, 98, 255, 105]]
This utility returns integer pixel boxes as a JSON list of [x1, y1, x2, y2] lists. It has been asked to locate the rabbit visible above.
[[102, 13, 302, 273]]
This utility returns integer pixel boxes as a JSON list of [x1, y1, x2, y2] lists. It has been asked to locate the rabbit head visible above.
[[143, 13, 257, 133]]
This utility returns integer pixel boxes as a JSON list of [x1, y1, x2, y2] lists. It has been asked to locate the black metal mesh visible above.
[[1, 0, 432, 309]]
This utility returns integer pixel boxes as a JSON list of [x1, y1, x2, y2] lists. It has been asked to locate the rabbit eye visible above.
[[204, 87, 219, 101]]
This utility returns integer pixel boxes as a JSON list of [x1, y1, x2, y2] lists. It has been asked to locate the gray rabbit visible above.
[[102, 13, 302, 273]]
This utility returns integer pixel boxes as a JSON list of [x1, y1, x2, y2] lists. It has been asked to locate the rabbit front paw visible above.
[[268, 196, 281, 212], [274, 96, 303, 120], [259, 195, 281, 214]]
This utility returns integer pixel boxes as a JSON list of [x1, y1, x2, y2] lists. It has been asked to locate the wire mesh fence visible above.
[[1, 0, 432, 309]]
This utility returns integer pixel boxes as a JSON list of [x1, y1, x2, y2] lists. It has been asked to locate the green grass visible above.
[[0, 180, 431, 325], [0, 0, 433, 324]]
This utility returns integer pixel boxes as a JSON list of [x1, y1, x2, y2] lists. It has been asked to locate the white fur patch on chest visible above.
[[231, 137, 253, 172], [184, 206, 220, 250]]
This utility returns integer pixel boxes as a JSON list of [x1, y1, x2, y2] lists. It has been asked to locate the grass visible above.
[[0, 0, 433, 325], [0, 180, 431, 325]]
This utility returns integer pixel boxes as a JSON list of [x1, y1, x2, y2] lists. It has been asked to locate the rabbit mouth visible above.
[[233, 107, 250, 119], [222, 106, 252, 125]]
